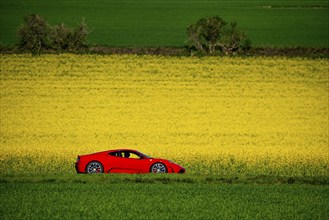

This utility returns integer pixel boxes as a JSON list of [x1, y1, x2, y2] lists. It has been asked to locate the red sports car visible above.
[[75, 149, 185, 174]]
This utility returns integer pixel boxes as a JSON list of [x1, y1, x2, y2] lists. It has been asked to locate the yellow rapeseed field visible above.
[[0, 54, 328, 176]]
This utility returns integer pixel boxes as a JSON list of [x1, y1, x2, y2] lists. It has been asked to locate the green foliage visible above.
[[219, 22, 252, 54], [52, 19, 89, 52], [187, 16, 251, 55], [52, 23, 73, 51], [17, 14, 52, 55], [17, 14, 89, 54], [187, 16, 227, 54], [1, 174, 329, 185]]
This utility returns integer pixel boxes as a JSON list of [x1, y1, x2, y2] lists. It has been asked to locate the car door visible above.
[[106, 152, 124, 173], [118, 151, 149, 173], [109, 151, 150, 173]]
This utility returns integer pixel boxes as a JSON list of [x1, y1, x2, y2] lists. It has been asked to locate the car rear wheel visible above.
[[86, 161, 103, 174], [150, 163, 167, 173]]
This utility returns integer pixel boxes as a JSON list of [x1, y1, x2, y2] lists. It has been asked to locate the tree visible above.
[[17, 14, 52, 55], [187, 16, 251, 55], [52, 19, 89, 51], [219, 22, 251, 55], [187, 16, 226, 54], [17, 14, 90, 54]]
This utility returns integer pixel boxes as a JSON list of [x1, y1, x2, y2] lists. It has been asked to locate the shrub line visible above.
[[1, 46, 328, 57]]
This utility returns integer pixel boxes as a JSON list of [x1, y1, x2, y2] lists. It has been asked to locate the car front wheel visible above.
[[86, 161, 104, 174], [150, 163, 167, 173]]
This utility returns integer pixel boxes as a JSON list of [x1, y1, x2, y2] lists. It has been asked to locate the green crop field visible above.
[[0, 0, 328, 47], [1, 176, 329, 220]]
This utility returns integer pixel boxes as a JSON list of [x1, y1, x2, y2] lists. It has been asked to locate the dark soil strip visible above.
[[1, 46, 328, 58]]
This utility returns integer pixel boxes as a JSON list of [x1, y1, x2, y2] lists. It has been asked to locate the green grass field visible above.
[[0, 0, 328, 47], [1, 175, 329, 220]]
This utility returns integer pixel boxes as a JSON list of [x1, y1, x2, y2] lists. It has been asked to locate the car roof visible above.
[[80, 149, 142, 157], [103, 149, 144, 155], [108, 149, 138, 153]]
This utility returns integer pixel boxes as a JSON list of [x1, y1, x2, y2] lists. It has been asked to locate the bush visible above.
[[187, 16, 226, 55], [187, 16, 251, 55], [52, 23, 73, 51], [17, 14, 89, 54], [219, 22, 251, 55], [17, 14, 52, 55], [71, 19, 89, 50], [52, 19, 89, 52]]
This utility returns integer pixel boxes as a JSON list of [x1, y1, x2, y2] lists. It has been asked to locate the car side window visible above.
[[109, 152, 123, 157], [109, 151, 142, 159], [119, 151, 142, 159], [128, 152, 141, 159]]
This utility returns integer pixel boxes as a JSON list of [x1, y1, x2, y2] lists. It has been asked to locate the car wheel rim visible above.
[[87, 162, 102, 174], [152, 163, 166, 173]]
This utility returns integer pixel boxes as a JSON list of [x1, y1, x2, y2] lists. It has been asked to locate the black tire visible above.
[[150, 162, 167, 174], [86, 161, 104, 174]]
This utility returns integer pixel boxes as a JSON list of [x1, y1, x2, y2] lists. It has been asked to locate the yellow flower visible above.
[[0, 54, 328, 176]]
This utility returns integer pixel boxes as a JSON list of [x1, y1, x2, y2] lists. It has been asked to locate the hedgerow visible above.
[[17, 14, 89, 55]]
